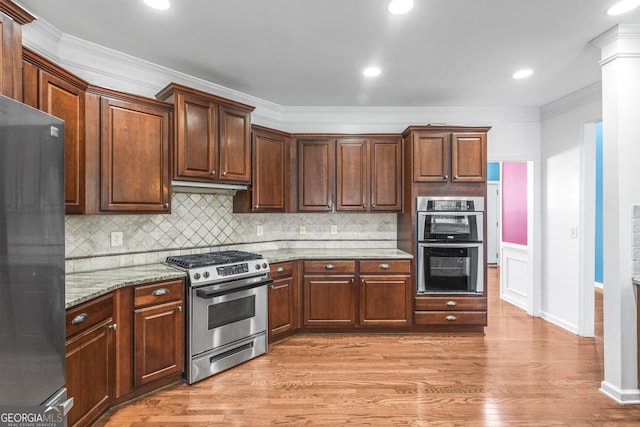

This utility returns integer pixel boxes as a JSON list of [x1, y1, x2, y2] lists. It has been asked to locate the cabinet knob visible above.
[[372, 203, 377, 208], [222, 171, 227, 176], [163, 202, 169, 209], [446, 300, 457, 307], [445, 315, 458, 321], [363, 204, 367, 208], [151, 288, 170, 297], [71, 313, 88, 325], [324, 264, 335, 270], [108, 324, 117, 330], [455, 175, 459, 179], [211, 170, 216, 175], [328, 200, 333, 210], [379, 263, 390, 270], [443, 175, 449, 180], [177, 306, 182, 312], [255, 204, 259, 209]]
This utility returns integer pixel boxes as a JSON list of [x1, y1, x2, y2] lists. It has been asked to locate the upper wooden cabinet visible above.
[[0, 1, 34, 100], [23, 48, 89, 214], [405, 126, 489, 183], [298, 136, 402, 212], [156, 83, 255, 185], [98, 92, 172, 213]]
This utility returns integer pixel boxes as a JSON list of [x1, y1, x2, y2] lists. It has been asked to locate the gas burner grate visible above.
[[166, 250, 262, 269]]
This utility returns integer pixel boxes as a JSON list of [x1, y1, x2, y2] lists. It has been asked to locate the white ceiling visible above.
[[13, 0, 640, 108]]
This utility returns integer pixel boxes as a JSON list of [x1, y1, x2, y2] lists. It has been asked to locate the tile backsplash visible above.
[[66, 192, 398, 272], [634, 205, 640, 275]]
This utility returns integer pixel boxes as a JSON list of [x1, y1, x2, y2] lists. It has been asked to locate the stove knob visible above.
[[203, 271, 210, 279], [255, 264, 261, 270], [193, 272, 201, 280], [262, 263, 268, 269]]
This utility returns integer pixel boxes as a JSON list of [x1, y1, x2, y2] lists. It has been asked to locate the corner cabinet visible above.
[[267, 261, 299, 342], [96, 90, 172, 213], [156, 82, 255, 185], [405, 126, 489, 183]]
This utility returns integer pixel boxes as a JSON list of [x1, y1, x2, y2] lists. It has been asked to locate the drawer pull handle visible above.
[[108, 324, 117, 330], [446, 315, 458, 321], [324, 264, 335, 270], [276, 267, 285, 273], [379, 263, 390, 270], [446, 301, 457, 307], [152, 288, 170, 296], [71, 313, 88, 325]]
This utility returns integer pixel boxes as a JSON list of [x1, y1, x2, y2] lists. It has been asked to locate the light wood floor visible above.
[[96, 267, 640, 426]]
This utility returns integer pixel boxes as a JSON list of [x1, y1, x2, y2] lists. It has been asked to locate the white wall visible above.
[[540, 84, 601, 334]]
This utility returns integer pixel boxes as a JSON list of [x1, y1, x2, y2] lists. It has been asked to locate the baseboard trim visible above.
[[600, 381, 640, 404]]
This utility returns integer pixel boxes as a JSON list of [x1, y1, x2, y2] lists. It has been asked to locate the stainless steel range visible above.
[[165, 250, 272, 384]]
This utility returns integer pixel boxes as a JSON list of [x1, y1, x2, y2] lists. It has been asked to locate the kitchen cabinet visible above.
[[156, 82, 255, 184], [234, 125, 293, 213], [267, 261, 298, 342], [132, 280, 184, 387], [98, 91, 172, 213], [359, 260, 411, 326], [405, 126, 488, 183], [65, 294, 116, 427], [303, 260, 356, 326], [0, 2, 34, 100], [413, 295, 487, 326], [298, 136, 402, 212], [22, 48, 89, 214]]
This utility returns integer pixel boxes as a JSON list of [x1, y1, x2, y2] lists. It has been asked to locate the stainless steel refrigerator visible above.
[[0, 94, 72, 414]]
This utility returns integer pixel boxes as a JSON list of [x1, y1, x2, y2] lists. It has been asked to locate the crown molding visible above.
[[540, 82, 602, 122]]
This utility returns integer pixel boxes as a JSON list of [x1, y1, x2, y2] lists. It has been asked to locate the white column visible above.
[[593, 24, 640, 403]]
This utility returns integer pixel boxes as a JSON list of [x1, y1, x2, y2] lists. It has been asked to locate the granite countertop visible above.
[[65, 248, 413, 309], [65, 263, 186, 309]]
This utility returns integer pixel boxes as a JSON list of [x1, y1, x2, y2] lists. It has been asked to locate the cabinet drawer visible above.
[[304, 260, 356, 274], [66, 294, 113, 339], [134, 279, 184, 308], [414, 311, 487, 326], [269, 261, 294, 279], [359, 260, 410, 274], [414, 296, 487, 311]]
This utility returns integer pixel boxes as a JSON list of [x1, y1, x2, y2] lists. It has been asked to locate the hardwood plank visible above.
[[95, 268, 640, 426]]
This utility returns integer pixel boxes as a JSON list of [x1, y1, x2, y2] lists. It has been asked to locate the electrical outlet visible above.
[[330, 225, 338, 235], [569, 227, 578, 239], [110, 231, 123, 247], [257, 225, 264, 236], [300, 225, 306, 235]]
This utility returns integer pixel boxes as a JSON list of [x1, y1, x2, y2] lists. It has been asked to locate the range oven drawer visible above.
[[415, 296, 486, 311]]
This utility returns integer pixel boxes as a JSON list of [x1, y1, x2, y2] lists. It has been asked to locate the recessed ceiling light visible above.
[[363, 67, 382, 77], [144, 0, 170, 11], [512, 69, 534, 79], [388, 0, 414, 15], [607, 0, 640, 15]]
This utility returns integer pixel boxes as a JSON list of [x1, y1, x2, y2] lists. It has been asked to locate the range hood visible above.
[[171, 180, 248, 194]]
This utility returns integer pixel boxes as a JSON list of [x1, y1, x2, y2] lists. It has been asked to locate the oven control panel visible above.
[[188, 259, 270, 285]]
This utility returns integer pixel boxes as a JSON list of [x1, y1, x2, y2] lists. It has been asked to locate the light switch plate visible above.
[[110, 231, 123, 247]]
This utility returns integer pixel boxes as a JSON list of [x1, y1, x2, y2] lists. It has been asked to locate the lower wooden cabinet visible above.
[[359, 260, 411, 326], [65, 294, 115, 427], [267, 261, 298, 342], [303, 261, 356, 327], [414, 295, 487, 326]]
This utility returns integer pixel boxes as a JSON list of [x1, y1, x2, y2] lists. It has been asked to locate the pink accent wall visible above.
[[502, 162, 528, 245]]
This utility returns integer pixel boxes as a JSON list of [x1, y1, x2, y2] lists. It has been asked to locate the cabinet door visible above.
[[0, 11, 24, 100], [359, 275, 409, 326], [219, 104, 251, 183], [40, 71, 86, 214], [268, 275, 295, 339], [412, 132, 450, 182], [451, 133, 486, 182], [252, 128, 288, 211], [370, 138, 402, 211], [298, 139, 335, 211], [336, 138, 368, 211], [66, 319, 115, 427], [303, 275, 355, 326], [134, 300, 184, 387], [175, 91, 217, 180], [100, 97, 170, 212]]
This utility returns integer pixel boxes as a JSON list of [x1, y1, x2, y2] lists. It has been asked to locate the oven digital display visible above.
[[216, 262, 249, 276]]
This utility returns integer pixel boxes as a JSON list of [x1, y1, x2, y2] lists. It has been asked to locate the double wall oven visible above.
[[165, 250, 272, 384], [416, 197, 485, 294]]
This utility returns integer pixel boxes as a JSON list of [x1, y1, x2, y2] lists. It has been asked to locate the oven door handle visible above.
[[195, 276, 274, 299], [419, 242, 483, 248]]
